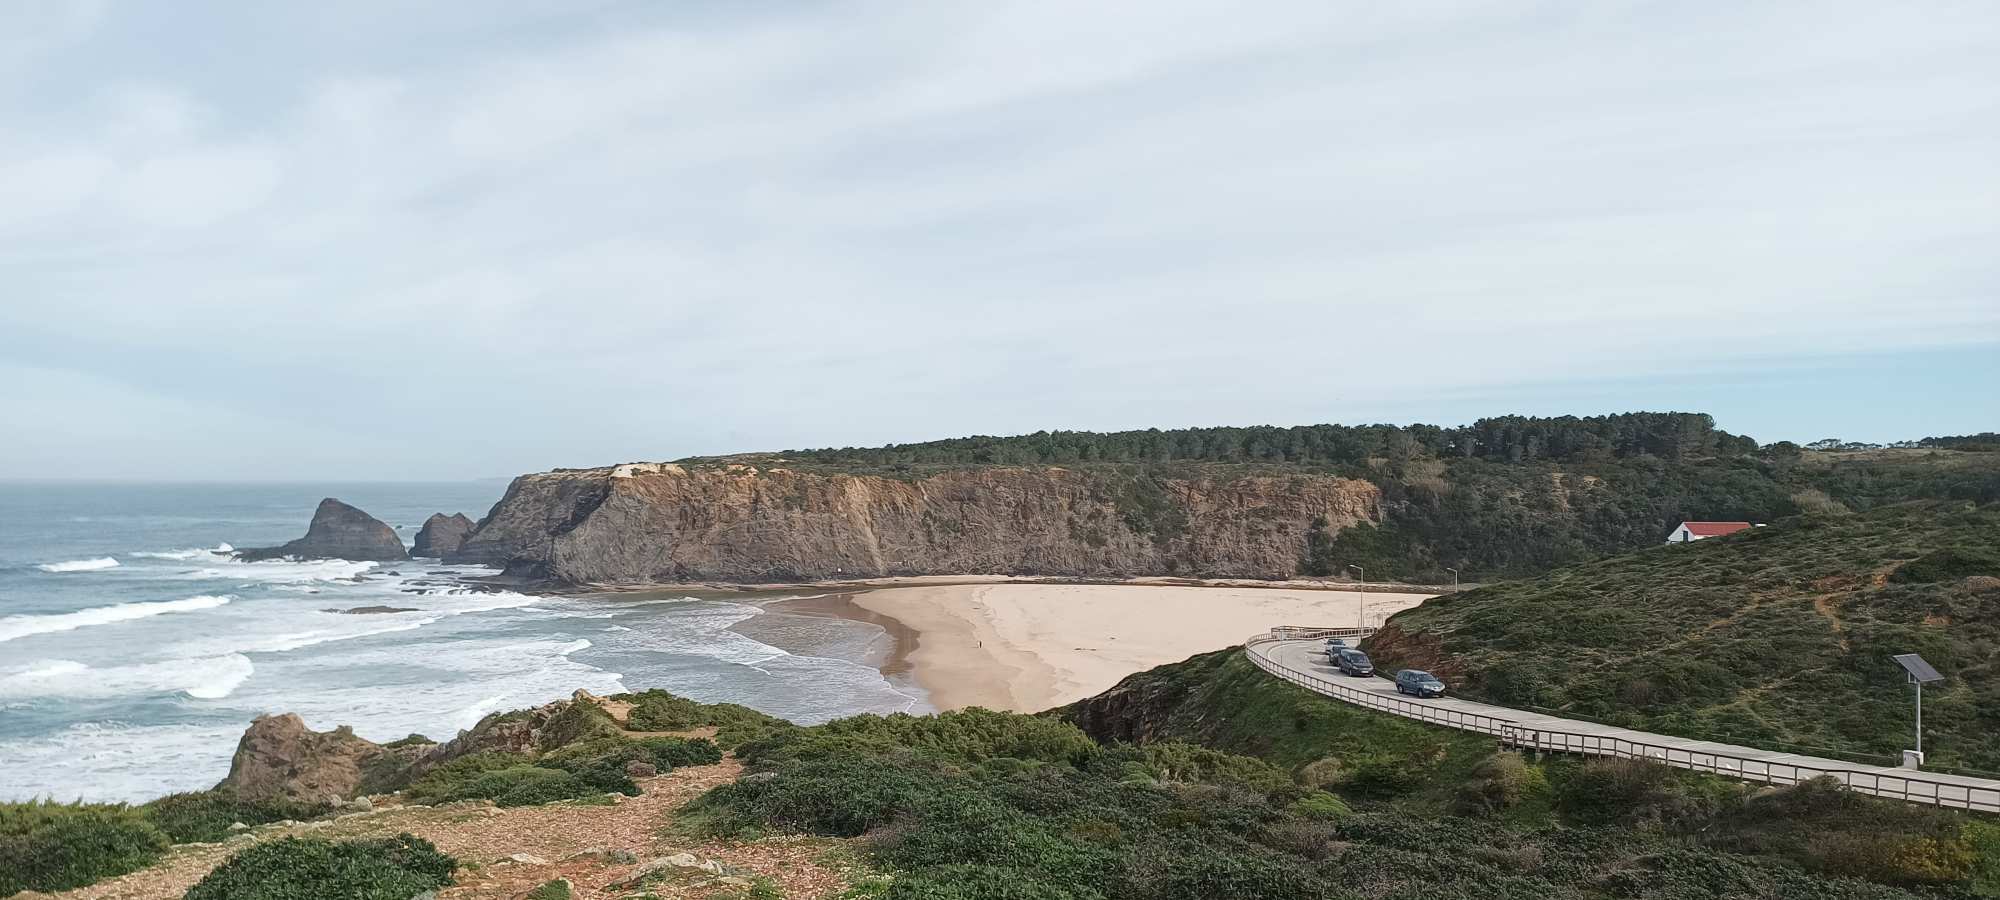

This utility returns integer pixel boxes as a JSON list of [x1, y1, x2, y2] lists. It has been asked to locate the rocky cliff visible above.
[[450, 462, 1380, 584], [238, 498, 409, 562], [412, 512, 476, 558]]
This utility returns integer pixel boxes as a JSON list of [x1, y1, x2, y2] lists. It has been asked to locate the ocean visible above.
[[0, 481, 924, 803]]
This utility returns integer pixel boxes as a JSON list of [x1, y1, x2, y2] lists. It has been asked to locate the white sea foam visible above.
[[0, 595, 233, 644], [0, 721, 249, 803], [181, 558, 376, 584], [131, 543, 233, 560], [0, 654, 254, 700], [36, 557, 120, 573]]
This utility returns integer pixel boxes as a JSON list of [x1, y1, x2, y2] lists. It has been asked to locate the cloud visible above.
[[0, 1, 1995, 478]]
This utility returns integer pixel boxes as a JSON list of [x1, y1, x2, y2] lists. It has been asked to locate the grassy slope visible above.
[[1363, 500, 2000, 770]]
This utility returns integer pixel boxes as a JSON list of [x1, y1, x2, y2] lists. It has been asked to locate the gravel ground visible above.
[[48, 759, 861, 900]]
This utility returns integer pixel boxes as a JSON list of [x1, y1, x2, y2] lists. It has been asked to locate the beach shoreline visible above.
[[817, 582, 1435, 714]]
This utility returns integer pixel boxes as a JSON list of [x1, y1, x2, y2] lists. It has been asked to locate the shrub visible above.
[[140, 789, 333, 844], [1287, 792, 1353, 821], [537, 699, 623, 752], [0, 800, 170, 894], [1553, 758, 1692, 825], [185, 833, 456, 900], [613, 689, 787, 748], [457, 766, 608, 807], [403, 751, 535, 803], [1295, 756, 1344, 790], [1891, 547, 2000, 583], [1452, 752, 1547, 816], [526, 877, 574, 900], [881, 864, 1090, 900]]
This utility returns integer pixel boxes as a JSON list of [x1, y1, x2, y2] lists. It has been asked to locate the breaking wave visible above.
[[131, 543, 233, 561], [0, 595, 233, 644], [37, 557, 120, 573], [0, 654, 255, 700]]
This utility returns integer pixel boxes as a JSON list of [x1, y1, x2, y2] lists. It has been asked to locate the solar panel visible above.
[[1893, 653, 1943, 683]]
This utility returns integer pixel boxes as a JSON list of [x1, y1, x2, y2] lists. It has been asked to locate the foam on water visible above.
[[37, 557, 121, 572], [0, 654, 254, 700], [0, 594, 233, 644]]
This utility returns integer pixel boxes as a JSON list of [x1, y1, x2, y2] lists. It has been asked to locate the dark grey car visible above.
[[1334, 648, 1374, 677], [1395, 669, 1446, 698]]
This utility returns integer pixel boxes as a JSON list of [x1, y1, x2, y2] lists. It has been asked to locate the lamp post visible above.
[[1444, 567, 1459, 591], [1892, 653, 1943, 768], [1349, 564, 1366, 629]]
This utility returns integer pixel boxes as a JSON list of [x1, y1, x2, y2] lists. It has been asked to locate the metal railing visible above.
[[1244, 630, 2000, 814]]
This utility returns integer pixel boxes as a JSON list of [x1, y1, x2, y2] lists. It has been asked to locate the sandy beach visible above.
[[830, 583, 1432, 713]]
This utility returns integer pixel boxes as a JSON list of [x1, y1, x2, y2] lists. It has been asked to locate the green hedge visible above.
[[0, 800, 170, 894], [185, 833, 456, 900]]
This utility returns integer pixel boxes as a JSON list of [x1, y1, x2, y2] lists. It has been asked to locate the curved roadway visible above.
[[1251, 637, 2000, 812]]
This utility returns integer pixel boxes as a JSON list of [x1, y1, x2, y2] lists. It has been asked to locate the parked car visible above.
[[1333, 648, 1374, 677], [1323, 638, 1348, 659], [1395, 669, 1446, 698]]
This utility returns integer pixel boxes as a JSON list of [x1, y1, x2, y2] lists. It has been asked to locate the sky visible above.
[[2, 2, 1995, 481]]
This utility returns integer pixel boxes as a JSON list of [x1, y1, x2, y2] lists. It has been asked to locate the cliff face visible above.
[[451, 463, 1380, 584]]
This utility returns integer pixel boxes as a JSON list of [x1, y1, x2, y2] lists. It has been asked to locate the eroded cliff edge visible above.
[[449, 463, 1380, 584]]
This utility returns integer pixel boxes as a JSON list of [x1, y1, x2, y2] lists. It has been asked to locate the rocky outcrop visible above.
[[214, 690, 619, 803], [216, 714, 432, 803], [238, 498, 409, 562], [450, 463, 1380, 584], [411, 512, 476, 558]]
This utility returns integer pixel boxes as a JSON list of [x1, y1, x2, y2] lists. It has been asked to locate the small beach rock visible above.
[[506, 852, 551, 865]]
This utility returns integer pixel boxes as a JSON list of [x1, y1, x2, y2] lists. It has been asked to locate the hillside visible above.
[[453, 413, 2000, 585], [1363, 500, 2000, 771], [19, 652, 2000, 899]]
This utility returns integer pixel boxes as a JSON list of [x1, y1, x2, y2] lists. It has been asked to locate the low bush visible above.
[[139, 788, 334, 843], [612, 689, 787, 748], [185, 833, 455, 900], [1453, 752, 1548, 816], [0, 800, 170, 895], [403, 751, 535, 803]]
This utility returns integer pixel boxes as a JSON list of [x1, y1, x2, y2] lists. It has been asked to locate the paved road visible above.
[[1252, 637, 2000, 812]]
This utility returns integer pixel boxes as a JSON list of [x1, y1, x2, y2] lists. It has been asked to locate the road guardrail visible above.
[[1245, 630, 2000, 813]]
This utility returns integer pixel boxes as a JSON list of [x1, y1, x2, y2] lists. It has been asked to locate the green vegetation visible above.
[[687, 412, 2000, 581], [0, 799, 170, 895], [527, 878, 575, 900], [184, 833, 456, 900], [688, 670, 1996, 899], [138, 788, 334, 843], [611, 688, 789, 749], [1366, 500, 2000, 770]]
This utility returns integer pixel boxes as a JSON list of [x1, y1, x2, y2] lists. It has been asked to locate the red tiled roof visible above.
[[1681, 521, 1753, 537]]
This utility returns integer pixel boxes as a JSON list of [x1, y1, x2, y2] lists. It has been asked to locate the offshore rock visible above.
[[411, 512, 476, 558], [238, 498, 409, 562], [449, 462, 1381, 584]]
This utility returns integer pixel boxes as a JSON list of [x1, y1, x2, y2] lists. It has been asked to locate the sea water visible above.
[[0, 482, 923, 802]]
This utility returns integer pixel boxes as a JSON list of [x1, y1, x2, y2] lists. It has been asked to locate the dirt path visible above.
[[53, 761, 857, 900]]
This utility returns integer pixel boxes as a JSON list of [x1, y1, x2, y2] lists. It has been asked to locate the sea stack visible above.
[[412, 512, 476, 558], [238, 498, 410, 562]]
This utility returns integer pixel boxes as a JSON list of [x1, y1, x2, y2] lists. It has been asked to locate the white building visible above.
[[1666, 521, 1756, 543]]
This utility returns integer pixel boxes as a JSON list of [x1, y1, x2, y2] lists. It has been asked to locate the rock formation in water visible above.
[[411, 512, 476, 558], [238, 498, 410, 562], [448, 462, 1380, 584]]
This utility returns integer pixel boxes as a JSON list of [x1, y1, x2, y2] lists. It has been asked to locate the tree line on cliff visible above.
[[757, 413, 2000, 582]]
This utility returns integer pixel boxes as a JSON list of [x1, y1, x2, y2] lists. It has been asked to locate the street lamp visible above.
[[1893, 653, 1943, 768], [1444, 567, 1459, 591], [1349, 564, 1366, 629]]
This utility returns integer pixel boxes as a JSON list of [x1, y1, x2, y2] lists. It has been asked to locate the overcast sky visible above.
[[3, 2, 1995, 480]]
